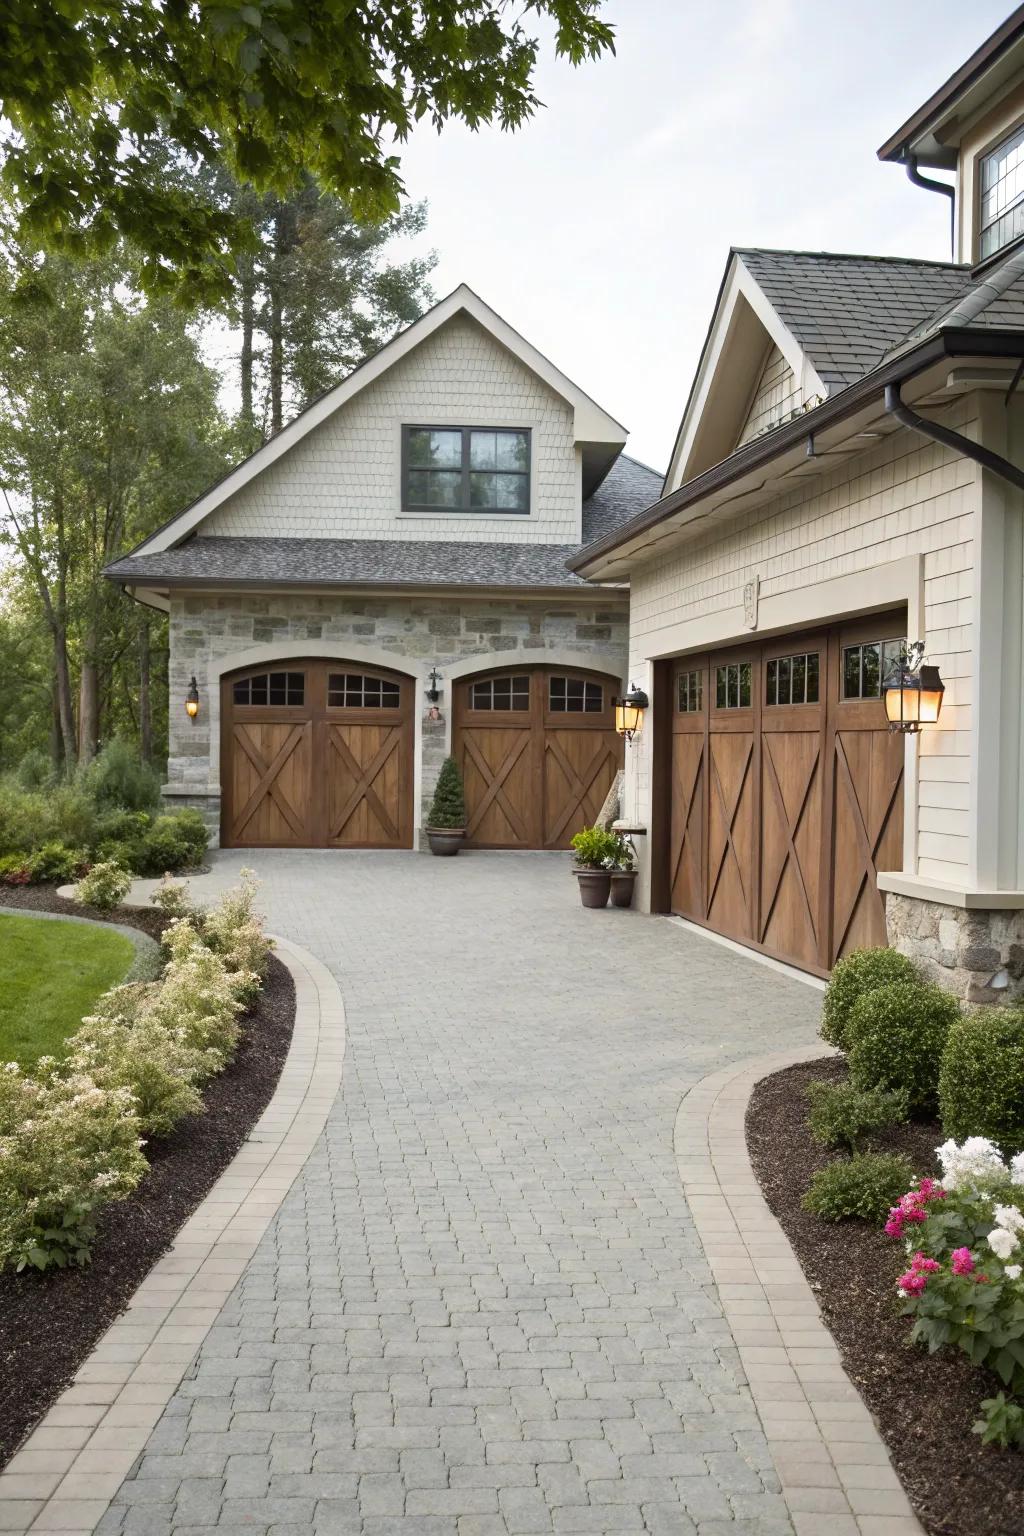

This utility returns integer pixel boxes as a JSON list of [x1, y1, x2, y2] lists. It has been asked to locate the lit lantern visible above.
[[185, 675, 200, 721], [883, 643, 944, 734], [614, 684, 649, 744]]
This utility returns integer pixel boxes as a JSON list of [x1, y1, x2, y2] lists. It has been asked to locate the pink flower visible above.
[[910, 1252, 941, 1274], [951, 1247, 975, 1276], [885, 1211, 905, 1238], [897, 1271, 928, 1296], [916, 1178, 945, 1201]]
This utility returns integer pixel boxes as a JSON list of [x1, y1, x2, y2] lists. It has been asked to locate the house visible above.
[[571, 8, 1024, 1001], [106, 286, 661, 852]]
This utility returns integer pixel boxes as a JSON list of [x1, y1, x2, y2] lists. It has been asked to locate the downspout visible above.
[[884, 382, 1024, 494], [905, 155, 956, 261]]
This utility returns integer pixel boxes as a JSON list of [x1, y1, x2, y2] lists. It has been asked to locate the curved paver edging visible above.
[[1, 907, 163, 984], [0, 934, 345, 1536], [675, 1046, 925, 1536]]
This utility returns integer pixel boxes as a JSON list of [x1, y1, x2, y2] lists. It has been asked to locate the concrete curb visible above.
[[0, 935, 345, 1536], [674, 1046, 925, 1536]]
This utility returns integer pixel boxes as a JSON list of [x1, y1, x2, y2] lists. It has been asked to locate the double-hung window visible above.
[[402, 427, 531, 514], [979, 124, 1024, 260]]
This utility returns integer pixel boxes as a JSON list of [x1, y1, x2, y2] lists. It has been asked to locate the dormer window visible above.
[[402, 426, 530, 514], [979, 124, 1024, 260]]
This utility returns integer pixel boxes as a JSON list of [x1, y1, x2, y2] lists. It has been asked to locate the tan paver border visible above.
[[675, 1045, 925, 1536], [0, 935, 345, 1536]]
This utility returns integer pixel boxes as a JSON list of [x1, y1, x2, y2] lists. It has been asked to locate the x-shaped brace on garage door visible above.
[[544, 738, 617, 846], [707, 742, 753, 926], [669, 747, 704, 907], [832, 736, 903, 960], [759, 741, 819, 947], [327, 728, 402, 842], [462, 734, 530, 842], [233, 725, 308, 839]]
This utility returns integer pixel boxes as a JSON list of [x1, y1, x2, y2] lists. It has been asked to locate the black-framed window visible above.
[[233, 671, 304, 707], [842, 638, 906, 700], [766, 652, 820, 706], [677, 670, 702, 713], [549, 676, 603, 713], [470, 675, 530, 711], [402, 426, 530, 514], [327, 673, 401, 708], [715, 661, 752, 709], [980, 125, 1024, 260]]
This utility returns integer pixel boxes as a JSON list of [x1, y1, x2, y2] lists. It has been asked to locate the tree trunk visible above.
[[52, 624, 77, 770], [78, 657, 99, 764], [269, 280, 284, 435], [50, 677, 64, 773], [240, 266, 255, 428], [139, 616, 153, 764]]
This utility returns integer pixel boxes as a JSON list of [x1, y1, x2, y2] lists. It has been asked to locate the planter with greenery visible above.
[[610, 838, 637, 908], [569, 825, 622, 908], [426, 756, 467, 856]]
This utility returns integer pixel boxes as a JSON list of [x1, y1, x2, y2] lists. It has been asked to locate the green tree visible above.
[[217, 174, 436, 435], [0, 1, 614, 300], [0, 248, 235, 767]]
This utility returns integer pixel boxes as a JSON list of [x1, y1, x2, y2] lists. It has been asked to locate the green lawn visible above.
[[0, 913, 136, 1067]]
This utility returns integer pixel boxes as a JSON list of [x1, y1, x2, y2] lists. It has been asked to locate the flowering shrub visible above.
[[202, 871, 271, 1002], [68, 996, 212, 1137], [76, 859, 133, 912], [0, 1059, 147, 1272], [820, 946, 919, 1050], [887, 1137, 1024, 1445], [149, 874, 195, 919], [153, 920, 248, 1067]]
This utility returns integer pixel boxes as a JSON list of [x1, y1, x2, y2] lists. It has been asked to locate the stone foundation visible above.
[[886, 892, 1024, 1005], [161, 787, 222, 849]]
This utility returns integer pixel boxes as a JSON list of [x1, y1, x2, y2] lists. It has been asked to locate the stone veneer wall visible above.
[[886, 892, 1024, 1005], [167, 589, 629, 846]]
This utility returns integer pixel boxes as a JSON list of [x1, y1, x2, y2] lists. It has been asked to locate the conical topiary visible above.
[[427, 756, 466, 829]]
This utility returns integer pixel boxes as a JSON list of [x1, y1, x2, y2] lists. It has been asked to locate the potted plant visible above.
[[426, 756, 467, 856], [569, 825, 621, 908], [610, 838, 637, 908]]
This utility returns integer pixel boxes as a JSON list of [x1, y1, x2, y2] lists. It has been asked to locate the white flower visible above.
[[1012, 1153, 1024, 1186], [1006, 1265, 1022, 1280], [937, 1136, 1008, 1190], [988, 1226, 1019, 1260], [994, 1204, 1024, 1234]]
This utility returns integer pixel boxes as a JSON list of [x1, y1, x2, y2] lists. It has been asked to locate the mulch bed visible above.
[[0, 884, 296, 1469], [747, 1056, 1024, 1536]]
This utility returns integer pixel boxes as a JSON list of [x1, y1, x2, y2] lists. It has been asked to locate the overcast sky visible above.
[[389, 0, 1010, 471]]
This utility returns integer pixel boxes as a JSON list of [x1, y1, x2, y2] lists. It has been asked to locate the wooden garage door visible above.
[[453, 667, 623, 849], [222, 660, 413, 849], [665, 614, 906, 976]]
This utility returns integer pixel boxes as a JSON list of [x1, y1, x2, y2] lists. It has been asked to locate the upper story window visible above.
[[402, 427, 530, 514], [979, 125, 1024, 260]]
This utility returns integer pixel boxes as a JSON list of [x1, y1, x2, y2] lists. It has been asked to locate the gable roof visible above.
[[104, 454, 662, 597], [733, 249, 974, 391], [132, 283, 628, 557]]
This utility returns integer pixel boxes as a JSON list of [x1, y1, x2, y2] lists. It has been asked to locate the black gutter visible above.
[[885, 381, 1024, 493], [570, 327, 1024, 575], [906, 156, 956, 261]]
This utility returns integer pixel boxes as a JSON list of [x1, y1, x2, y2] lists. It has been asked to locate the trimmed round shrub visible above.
[[820, 946, 919, 1050], [939, 1008, 1024, 1156], [848, 980, 961, 1114], [802, 1152, 914, 1223], [805, 1079, 909, 1152]]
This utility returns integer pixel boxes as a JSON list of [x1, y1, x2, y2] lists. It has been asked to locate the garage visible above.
[[221, 660, 414, 849], [662, 612, 906, 975], [453, 665, 624, 849]]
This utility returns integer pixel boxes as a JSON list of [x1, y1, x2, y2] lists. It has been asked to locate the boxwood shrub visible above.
[[802, 1151, 914, 1223], [820, 946, 919, 1051], [939, 1007, 1024, 1155], [848, 980, 961, 1114]]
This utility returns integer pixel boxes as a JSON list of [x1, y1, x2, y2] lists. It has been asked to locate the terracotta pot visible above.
[[426, 827, 465, 857], [610, 870, 637, 908], [574, 868, 611, 908]]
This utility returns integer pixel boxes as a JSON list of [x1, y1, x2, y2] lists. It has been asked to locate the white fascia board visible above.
[[135, 284, 627, 557], [663, 256, 828, 494]]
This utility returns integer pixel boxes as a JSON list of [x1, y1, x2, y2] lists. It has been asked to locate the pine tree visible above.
[[428, 758, 466, 830]]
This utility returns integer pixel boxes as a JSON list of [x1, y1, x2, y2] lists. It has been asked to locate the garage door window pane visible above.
[[550, 676, 603, 712], [765, 652, 818, 706], [842, 637, 906, 699], [328, 674, 400, 707], [233, 672, 304, 706], [715, 662, 752, 709], [677, 670, 702, 712], [471, 675, 530, 710]]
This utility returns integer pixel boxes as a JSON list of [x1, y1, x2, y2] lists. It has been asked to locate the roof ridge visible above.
[[615, 452, 664, 478], [733, 245, 968, 271]]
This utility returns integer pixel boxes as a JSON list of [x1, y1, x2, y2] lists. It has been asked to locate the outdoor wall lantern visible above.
[[425, 667, 441, 705], [185, 675, 200, 722], [883, 642, 944, 733], [614, 683, 649, 744]]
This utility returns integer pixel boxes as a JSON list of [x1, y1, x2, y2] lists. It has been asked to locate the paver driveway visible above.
[[105, 850, 822, 1536]]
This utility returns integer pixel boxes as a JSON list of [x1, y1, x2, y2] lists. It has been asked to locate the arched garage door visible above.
[[221, 660, 414, 848], [453, 665, 624, 849]]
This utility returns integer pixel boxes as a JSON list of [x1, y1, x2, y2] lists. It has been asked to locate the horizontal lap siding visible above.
[[629, 403, 981, 883], [200, 315, 580, 546]]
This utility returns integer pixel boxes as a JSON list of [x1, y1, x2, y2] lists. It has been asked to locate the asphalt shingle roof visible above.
[[105, 454, 661, 592], [735, 248, 977, 391]]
